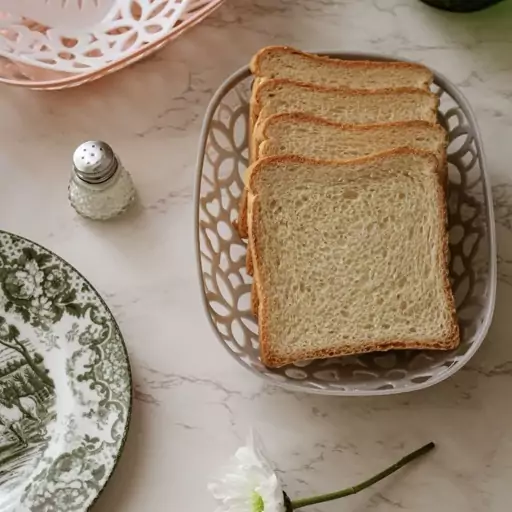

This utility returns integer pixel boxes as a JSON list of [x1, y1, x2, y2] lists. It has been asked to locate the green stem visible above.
[[290, 442, 435, 510]]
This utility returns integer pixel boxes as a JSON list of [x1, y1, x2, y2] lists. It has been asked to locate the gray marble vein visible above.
[[0, 1, 511, 511]]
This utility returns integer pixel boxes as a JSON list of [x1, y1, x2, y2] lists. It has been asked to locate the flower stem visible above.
[[290, 441, 435, 510]]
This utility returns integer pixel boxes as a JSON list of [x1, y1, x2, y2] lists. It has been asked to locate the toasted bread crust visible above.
[[246, 244, 254, 275], [249, 150, 459, 367], [251, 281, 259, 317], [237, 82, 261, 238], [247, 193, 261, 320], [236, 84, 256, 239], [250, 46, 433, 88], [248, 81, 258, 165], [260, 114, 445, 141], [237, 157, 261, 239]]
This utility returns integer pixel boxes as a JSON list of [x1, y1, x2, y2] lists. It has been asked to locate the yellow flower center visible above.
[[252, 491, 264, 512]]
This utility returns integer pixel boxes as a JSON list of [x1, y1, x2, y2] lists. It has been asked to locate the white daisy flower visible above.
[[209, 433, 436, 512], [208, 432, 286, 512]]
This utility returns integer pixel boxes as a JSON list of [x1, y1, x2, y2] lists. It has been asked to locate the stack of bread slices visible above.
[[236, 46, 459, 368]]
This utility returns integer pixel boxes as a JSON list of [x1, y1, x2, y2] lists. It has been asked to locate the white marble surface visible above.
[[0, 0, 511, 510]]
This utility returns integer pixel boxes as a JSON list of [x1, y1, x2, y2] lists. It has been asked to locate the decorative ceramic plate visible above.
[[195, 53, 497, 396], [0, 231, 131, 510]]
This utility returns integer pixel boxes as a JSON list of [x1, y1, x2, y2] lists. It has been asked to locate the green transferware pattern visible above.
[[0, 231, 131, 511]]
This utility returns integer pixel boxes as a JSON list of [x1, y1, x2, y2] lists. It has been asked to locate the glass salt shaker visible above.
[[68, 141, 135, 220]]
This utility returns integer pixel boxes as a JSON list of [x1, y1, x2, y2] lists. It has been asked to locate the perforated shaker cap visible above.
[[72, 141, 118, 184]]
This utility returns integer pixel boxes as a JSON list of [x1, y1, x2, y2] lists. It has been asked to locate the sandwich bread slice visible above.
[[259, 115, 446, 165], [248, 149, 459, 368], [250, 46, 433, 90], [244, 116, 448, 279]]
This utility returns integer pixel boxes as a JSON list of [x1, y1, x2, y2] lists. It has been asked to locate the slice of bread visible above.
[[245, 117, 448, 280], [250, 46, 433, 90], [248, 149, 459, 368], [236, 81, 439, 238], [252, 81, 439, 134], [259, 115, 447, 166]]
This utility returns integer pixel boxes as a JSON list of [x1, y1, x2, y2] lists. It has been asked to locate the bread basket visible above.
[[0, 0, 225, 89], [194, 52, 497, 395]]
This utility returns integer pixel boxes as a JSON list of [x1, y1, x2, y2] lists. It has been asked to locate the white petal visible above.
[[208, 432, 286, 512]]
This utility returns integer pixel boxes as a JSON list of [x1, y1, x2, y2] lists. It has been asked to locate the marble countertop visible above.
[[0, 0, 511, 510]]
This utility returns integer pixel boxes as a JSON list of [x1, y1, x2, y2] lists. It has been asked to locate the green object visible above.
[[419, 0, 504, 11], [0, 231, 131, 510], [289, 441, 435, 510], [252, 492, 265, 512]]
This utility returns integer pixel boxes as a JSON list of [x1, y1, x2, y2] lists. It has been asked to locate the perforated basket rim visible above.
[[194, 51, 497, 396]]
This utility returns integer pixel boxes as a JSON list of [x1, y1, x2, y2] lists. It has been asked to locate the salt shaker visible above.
[[68, 141, 135, 220]]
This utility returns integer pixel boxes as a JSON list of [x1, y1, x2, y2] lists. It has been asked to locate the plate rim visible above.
[[0, 229, 133, 510], [194, 51, 498, 396]]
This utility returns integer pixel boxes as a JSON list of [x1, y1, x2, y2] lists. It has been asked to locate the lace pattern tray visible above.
[[195, 53, 497, 395], [0, 0, 224, 89]]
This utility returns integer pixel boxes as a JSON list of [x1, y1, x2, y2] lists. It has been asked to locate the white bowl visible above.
[[194, 53, 497, 395]]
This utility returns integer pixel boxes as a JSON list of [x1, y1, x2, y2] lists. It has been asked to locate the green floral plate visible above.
[[0, 231, 132, 511]]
